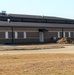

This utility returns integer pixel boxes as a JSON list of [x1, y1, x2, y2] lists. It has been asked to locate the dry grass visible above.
[[0, 53, 74, 75], [0, 44, 69, 51]]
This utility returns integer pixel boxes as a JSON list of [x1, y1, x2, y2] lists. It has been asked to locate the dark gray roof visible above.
[[0, 13, 74, 21], [8, 14, 73, 20], [0, 21, 74, 28]]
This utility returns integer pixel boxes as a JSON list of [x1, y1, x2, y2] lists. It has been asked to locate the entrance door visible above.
[[39, 32, 44, 42]]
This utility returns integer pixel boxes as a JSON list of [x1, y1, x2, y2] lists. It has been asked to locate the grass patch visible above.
[[0, 53, 74, 75]]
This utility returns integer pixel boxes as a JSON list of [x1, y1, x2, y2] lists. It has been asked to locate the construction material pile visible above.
[[57, 37, 69, 44], [57, 37, 74, 44]]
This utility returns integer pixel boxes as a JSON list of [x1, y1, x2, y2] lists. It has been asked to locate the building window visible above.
[[14, 31, 18, 39], [58, 32, 60, 38], [63, 32, 65, 37], [69, 32, 71, 38], [24, 32, 26, 38], [5, 31, 9, 39]]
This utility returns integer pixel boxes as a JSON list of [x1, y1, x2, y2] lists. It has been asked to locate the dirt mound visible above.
[[57, 37, 69, 44], [57, 37, 74, 44]]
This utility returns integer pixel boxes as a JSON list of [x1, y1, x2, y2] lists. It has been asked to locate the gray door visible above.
[[39, 32, 44, 42]]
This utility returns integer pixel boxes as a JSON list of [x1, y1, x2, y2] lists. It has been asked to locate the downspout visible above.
[[62, 28, 63, 38], [12, 27, 13, 44]]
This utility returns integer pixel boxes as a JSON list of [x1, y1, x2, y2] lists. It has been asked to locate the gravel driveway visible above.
[[0, 45, 74, 54]]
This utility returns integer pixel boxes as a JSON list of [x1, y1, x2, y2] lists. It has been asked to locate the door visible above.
[[39, 32, 44, 42]]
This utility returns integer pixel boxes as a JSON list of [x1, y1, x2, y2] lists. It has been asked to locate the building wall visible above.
[[0, 27, 74, 44]]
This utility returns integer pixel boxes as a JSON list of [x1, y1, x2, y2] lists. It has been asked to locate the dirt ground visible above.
[[0, 44, 74, 54], [0, 44, 72, 51]]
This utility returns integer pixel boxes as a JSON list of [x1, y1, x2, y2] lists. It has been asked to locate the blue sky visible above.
[[0, 0, 74, 19]]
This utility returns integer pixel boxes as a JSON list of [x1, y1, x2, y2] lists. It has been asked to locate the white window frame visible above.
[[58, 32, 60, 38], [14, 31, 18, 39], [5, 31, 9, 39], [69, 32, 71, 38], [24, 32, 26, 39], [63, 32, 65, 37]]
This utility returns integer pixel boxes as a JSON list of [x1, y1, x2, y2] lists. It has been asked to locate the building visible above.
[[0, 12, 74, 44]]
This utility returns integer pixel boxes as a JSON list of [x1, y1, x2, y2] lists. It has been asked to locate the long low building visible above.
[[0, 12, 74, 44]]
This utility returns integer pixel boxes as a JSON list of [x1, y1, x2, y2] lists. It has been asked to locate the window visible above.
[[5, 31, 9, 39], [69, 32, 71, 38], [58, 32, 60, 38], [24, 32, 26, 38], [14, 31, 18, 39], [63, 32, 65, 37]]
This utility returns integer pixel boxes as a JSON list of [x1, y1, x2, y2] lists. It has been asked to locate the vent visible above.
[[1, 11, 6, 15]]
